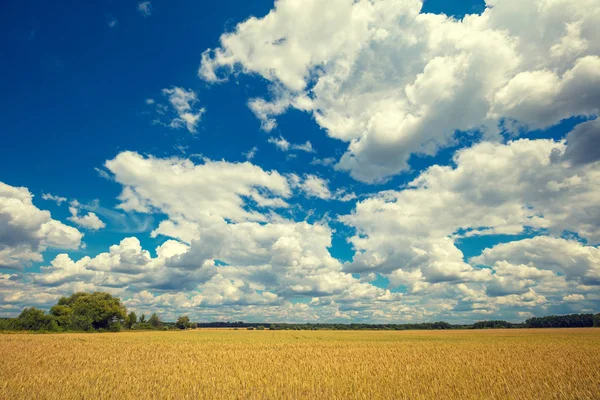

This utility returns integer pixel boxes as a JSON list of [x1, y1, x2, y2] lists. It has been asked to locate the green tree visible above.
[[17, 308, 57, 331], [176, 316, 192, 329], [49, 292, 126, 331], [148, 313, 163, 329], [139, 314, 146, 323], [126, 311, 137, 329], [594, 313, 600, 327]]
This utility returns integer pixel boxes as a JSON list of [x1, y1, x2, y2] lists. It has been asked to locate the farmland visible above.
[[1, 329, 599, 399]]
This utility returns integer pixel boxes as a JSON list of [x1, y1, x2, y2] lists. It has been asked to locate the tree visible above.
[[148, 313, 163, 329], [49, 292, 127, 331], [594, 313, 600, 327], [17, 308, 57, 331], [126, 312, 137, 329], [176, 316, 192, 329], [139, 314, 146, 323]]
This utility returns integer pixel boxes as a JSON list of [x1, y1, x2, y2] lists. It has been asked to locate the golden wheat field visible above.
[[1, 328, 599, 399]]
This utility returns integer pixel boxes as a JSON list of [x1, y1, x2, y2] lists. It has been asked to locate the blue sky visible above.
[[1, 0, 599, 323]]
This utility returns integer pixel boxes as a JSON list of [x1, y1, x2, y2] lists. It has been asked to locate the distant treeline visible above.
[[200, 316, 600, 330], [0, 292, 599, 332]]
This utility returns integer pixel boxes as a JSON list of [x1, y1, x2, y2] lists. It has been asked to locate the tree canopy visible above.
[[49, 292, 127, 331]]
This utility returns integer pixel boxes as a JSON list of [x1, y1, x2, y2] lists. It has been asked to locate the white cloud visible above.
[[67, 201, 106, 231], [200, 0, 600, 182], [137, 1, 152, 17], [94, 167, 113, 181], [268, 135, 316, 153], [563, 294, 585, 302], [243, 146, 258, 160], [0, 182, 82, 269], [340, 138, 600, 297], [290, 174, 332, 200], [42, 193, 67, 206], [145, 98, 155, 105], [161, 87, 205, 133], [292, 141, 315, 153], [267, 136, 290, 151], [105, 151, 292, 223], [310, 157, 336, 167], [471, 237, 600, 287]]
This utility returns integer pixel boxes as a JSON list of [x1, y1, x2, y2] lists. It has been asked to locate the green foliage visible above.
[[431, 321, 452, 330], [139, 314, 146, 323], [526, 314, 595, 328], [49, 292, 127, 331], [148, 313, 163, 329], [15, 308, 58, 332], [176, 316, 192, 329], [472, 320, 515, 329], [126, 311, 137, 329], [593, 313, 600, 327]]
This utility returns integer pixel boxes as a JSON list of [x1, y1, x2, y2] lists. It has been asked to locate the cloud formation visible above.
[[67, 201, 106, 231], [0, 182, 82, 269], [161, 87, 205, 133], [200, 0, 600, 182]]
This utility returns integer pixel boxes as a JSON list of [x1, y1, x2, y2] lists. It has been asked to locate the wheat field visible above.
[[1, 328, 599, 399]]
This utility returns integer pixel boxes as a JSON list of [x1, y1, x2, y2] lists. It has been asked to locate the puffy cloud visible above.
[[67, 201, 106, 231], [471, 237, 600, 287], [0, 182, 82, 269], [200, 0, 600, 182], [490, 57, 600, 132], [268, 136, 290, 151], [161, 87, 205, 133], [560, 119, 600, 166], [289, 174, 332, 200], [100, 152, 385, 304], [563, 294, 585, 302], [340, 138, 600, 296], [104, 151, 291, 223]]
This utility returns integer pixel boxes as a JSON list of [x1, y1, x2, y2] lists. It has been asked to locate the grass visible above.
[[1, 328, 599, 399]]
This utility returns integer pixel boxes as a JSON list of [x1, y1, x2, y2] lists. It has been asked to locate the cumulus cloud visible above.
[[161, 87, 205, 133], [200, 0, 600, 182], [0, 182, 82, 269], [471, 237, 600, 287], [340, 138, 600, 306], [243, 146, 258, 160], [560, 119, 600, 166], [67, 201, 106, 231], [104, 151, 291, 223], [289, 174, 332, 200]]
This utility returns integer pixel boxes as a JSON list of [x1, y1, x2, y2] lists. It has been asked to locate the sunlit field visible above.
[[1, 329, 599, 399]]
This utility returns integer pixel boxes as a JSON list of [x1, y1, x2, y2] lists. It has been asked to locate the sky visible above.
[[1, 0, 599, 323]]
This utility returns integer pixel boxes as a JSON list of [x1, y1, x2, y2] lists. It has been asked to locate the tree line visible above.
[[0, 291, 599, 332], [0, 292, 195, 333]]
